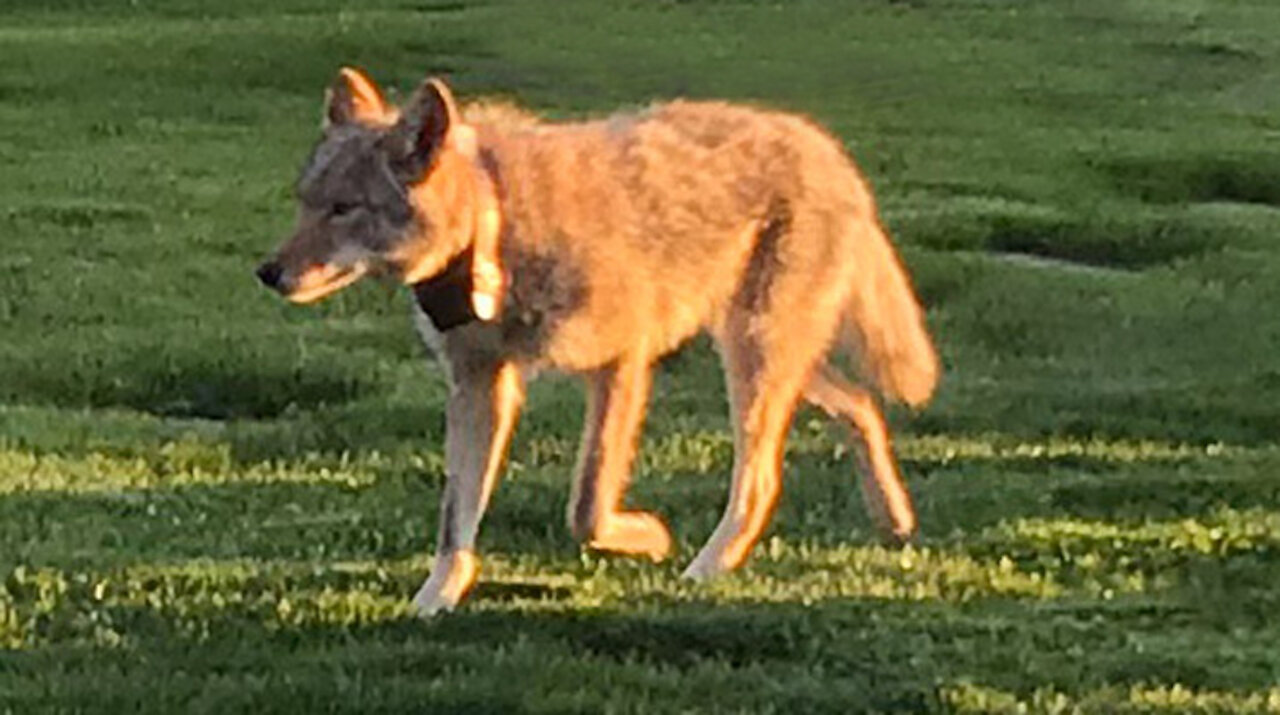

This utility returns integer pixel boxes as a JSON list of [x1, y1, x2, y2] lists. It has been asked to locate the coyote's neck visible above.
[[410, 247, 479, 331], [410, 146, 504, 331]]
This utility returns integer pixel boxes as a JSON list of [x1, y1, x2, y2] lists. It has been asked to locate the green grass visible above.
[[3, 0, 1280, 711]]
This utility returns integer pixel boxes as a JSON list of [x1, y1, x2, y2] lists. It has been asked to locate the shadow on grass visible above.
[[1101, 154, 1280, 207], [0, 476, 579, 568], [899, 200, 1228, 271], [786, 442, 1276, 535], [1048, 473, 1280, 522], [0, 347, 377, 420]]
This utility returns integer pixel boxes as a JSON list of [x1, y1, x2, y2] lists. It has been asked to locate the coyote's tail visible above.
[[843, 220, 939, 407]]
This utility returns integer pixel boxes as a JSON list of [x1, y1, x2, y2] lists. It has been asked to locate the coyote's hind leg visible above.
[[804, 364, 917, 544], [681, 331, 812, 580]]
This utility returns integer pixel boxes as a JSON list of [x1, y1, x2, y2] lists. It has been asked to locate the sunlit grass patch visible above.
[[943, 681, 1280, 714], [985, 509, 1280, 560], [1, 539, 1072, 652], [895, 433, 1240, 467], [1, 557, 419, 649], [528, 428, 1242, 482], [521, 428, 735, 479], [0, 443, 399, 495], [1, 553, 635, 650], [691, 541, 1062, 605], [968, 508, 1280, 597], [0, 425, 1252, 500]]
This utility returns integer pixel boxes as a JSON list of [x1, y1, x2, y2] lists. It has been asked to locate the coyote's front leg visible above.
[[567, 350, 673, 561], [412, 358, 524, 616]]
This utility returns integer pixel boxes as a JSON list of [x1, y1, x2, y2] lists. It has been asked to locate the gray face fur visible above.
[[257, 80, 454, 303], [295, 126, 417, 256]]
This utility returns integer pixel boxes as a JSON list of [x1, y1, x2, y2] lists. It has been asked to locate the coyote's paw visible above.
[[876, 525, 917, 548], [411, 550, 479, 617], [680, 551, 730, 582], [681, 520, 749, 581], [859, 475, 918, 548], [586, 510, 673, 562]]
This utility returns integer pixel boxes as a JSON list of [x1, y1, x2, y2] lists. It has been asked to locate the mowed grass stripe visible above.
[[0, 433, 1247, 496], [0, 542, 1150, 650], [5, 507, 1278, 649]]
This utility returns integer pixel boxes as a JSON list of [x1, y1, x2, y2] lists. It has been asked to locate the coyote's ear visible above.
[[324, 67, 387, 128], [386, 77, 458, 178]]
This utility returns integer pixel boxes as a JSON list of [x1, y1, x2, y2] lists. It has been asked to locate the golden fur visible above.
[[256, 68, 938, 615]]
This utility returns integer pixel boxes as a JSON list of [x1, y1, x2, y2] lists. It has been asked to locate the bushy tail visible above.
[[844, 221, 939, 407]]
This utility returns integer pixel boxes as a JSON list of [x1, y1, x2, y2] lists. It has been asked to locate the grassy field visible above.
[[3, 0, 1280, 711]]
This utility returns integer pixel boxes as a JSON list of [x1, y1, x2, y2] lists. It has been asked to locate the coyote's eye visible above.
[[331, 202, 360, 217]]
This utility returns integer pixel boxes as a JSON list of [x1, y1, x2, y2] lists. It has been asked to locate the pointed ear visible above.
[[324, 67, 388, 128], [386, 77, 459, 177]]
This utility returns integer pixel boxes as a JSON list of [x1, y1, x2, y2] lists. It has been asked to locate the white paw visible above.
[[680, 550, 727, 582], [410, 550, 479, 618], [410, 582, 459, 617]]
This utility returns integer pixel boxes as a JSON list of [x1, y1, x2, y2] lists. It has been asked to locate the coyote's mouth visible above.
[[285, 263, 368, 304]]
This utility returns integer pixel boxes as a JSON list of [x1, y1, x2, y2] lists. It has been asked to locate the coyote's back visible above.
[[468, 99, 937, 401]]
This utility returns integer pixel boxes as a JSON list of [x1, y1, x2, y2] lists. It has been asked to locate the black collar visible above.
[[410, 248, 478, 331]]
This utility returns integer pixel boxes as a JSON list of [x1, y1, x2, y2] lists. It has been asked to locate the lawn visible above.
[[3, 0, 1280, 711]]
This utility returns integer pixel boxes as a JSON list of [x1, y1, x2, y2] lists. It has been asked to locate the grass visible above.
[[2, 0, 1280, 711]]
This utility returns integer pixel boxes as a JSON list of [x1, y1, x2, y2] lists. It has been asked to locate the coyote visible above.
[[255, 68, 939, 615]]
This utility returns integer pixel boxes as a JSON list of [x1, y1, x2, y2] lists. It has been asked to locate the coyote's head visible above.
[[256, 68, 482, 303]]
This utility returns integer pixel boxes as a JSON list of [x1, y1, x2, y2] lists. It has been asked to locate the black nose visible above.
[[256, 261, 284, 290]]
